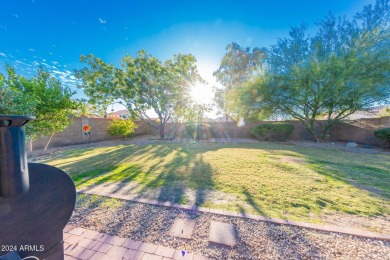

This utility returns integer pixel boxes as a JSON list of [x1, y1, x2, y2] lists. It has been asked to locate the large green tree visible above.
[[76, 50, 201, 138], [238, 0, 390, 142], [1, 66, 78, 150], [213, 42, 266, 117], [0, 67, 37, 115]]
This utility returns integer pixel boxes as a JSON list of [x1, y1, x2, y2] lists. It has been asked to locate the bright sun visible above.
[[190, 83, 213, 104]]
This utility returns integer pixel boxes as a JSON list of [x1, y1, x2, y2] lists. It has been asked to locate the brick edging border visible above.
[[77, 190, 390, 242]]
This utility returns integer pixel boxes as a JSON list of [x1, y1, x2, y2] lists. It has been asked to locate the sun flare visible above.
[[190, 83, 213, 104]]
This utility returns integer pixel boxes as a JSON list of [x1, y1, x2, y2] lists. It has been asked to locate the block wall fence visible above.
[[31, 117, 152, 150], [31, 116, 390, 150]]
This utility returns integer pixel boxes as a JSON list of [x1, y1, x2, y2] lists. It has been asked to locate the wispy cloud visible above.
[[46, 68, 79, 87], [99, 18, 107, 24], [0, 25, 7, 30], [2, 53, 80, 93], [52, 70, 63, 75], [13, 14, 19, 18]]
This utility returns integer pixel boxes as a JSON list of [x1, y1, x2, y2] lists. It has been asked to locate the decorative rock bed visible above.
[[69, 194, 390, 259]]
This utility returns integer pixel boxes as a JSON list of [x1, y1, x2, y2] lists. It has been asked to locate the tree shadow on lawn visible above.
[[308, 160, 390, 199], [263, 144, 390, 201], [66, 143, 216, 207], [45, 145, 140, 175], [241, 188, 267, 216], [75, 164, 144, 190], [261, 148, 390, 221], [189, 154, 213, 206], [129, 144, 174, 164], [47, 142, 222, 177], [137, 147, 214, 206], [48, 144, 179, 181]]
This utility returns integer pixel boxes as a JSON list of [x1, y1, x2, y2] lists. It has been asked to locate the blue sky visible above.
[[0, 0, 375, 113]]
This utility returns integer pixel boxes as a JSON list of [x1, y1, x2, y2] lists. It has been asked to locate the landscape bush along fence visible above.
[[374, 128, 390, 148], [31, 116, 390, 150], [250, 123, 295, 141]]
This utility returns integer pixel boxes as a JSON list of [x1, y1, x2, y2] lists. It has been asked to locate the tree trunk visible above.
[[320, 127, 330, 141], [302, 120, 322, 143], [44, 133, 54, 151], [159, 126, 165, 139], [319, 120, 338, 141]]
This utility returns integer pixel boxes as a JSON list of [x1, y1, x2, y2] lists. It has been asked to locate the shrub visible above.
[[251, 123, 294, 141], [374, 128, 390, 148], [107, 119, 137, 139]]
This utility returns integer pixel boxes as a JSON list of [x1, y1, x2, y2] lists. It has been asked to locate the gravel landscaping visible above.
[[70, 194, 390, 259]]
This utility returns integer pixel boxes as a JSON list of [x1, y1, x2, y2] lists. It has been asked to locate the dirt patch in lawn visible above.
[[278, 156, 306, 164]]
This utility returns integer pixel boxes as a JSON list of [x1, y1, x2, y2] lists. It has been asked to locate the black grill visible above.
[[0, 115, 76, 260]]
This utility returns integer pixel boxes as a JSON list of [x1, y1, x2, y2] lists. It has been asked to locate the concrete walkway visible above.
[[64, 225, 208, 260]]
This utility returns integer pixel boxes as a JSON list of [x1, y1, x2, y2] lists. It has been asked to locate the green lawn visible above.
[[44, 142, 390, 231]]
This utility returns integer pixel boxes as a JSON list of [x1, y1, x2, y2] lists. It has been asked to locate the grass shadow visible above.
[[242, 188, 266, 215]]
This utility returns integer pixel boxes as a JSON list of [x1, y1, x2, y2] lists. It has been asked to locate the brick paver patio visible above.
[[63, 225, 208, 260]]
